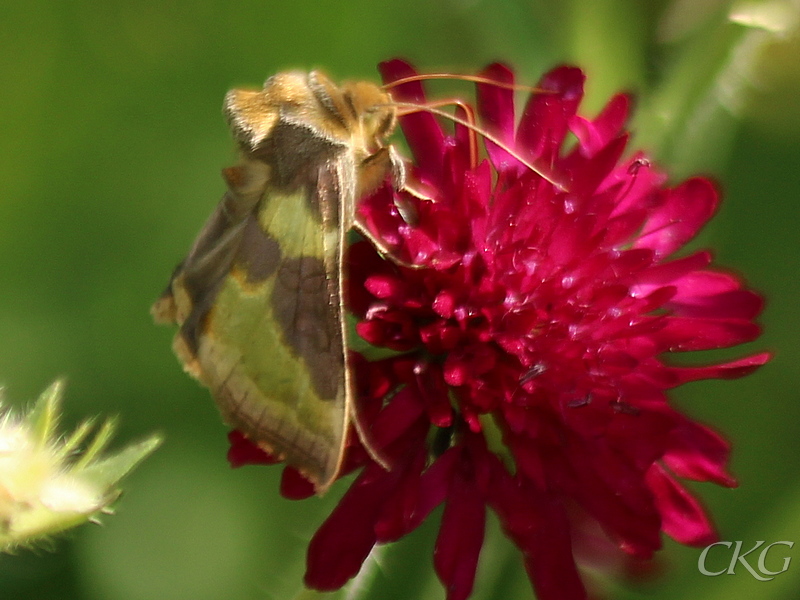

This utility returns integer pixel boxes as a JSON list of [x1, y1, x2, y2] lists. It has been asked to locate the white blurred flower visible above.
[[0, 380, 161, 551]]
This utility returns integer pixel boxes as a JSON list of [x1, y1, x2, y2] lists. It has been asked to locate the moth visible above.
[[152, 71, 411, 493], [153, 68, 560, 494]]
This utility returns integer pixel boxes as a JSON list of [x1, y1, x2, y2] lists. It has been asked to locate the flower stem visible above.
[[346, 545, 385, 600]]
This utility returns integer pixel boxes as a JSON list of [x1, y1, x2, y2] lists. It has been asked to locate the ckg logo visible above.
[[698, 541, 794, 581]]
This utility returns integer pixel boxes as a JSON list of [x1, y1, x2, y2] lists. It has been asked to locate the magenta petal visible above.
[[434, 461, 486, 600], [595, 93, 631, 136], [365, 273, 407, 299], [280, 466, 316, 499], [570, 93, 630, 156], [476, 63, 520, 172], [668, 277, 764, 319], [377, 446, 460, 542], [369, 386, 426, 449], [417, 446, 461, 514], [647, 463, 717, 546], [569, 133, 628, 197], [565, 440, 662, 557], [490, 474, 587, 600], [414, 361, 454, 427], [663, 417, 737, 487], [374, 446, 428, 542], [653, 316, 761, 351], [525, 498, 588, 600], [305, 463, 395, 590], [506, 434, 547, 487], [635, 178, 718, 257], [672, 268, 741, 295], [516, 66, 585, 162], [636, 251, 712, 288], [226, 430, 280, 467], [605, 154, 668, 218], [669, 352, 771, 385], [546, 213, 596, 266], [356, 186, 412, 259]]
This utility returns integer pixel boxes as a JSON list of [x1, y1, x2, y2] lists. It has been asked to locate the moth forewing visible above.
[[154, 71, 403, 493]]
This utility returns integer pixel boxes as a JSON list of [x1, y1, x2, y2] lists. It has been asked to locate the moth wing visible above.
[[151, 162, 268, 326], [154, 160, 348, 492]]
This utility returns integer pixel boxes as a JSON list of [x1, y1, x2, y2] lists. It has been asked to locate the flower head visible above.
[[0, 380, 161, 551], [229, 60, 770, 600]]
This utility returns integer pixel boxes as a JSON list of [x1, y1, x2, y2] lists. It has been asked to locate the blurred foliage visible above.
[[0, 0, 799, 599]]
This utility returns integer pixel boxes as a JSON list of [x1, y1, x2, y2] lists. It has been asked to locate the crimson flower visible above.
[[229, 60, 770, 600]]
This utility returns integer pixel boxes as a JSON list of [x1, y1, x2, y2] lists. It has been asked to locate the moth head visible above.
[[338, 80, 398, 149]]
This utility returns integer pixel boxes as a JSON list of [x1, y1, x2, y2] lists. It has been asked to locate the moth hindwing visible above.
[[152, 71, 405, 493]]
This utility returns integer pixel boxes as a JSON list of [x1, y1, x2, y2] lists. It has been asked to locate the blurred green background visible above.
[[1, 0, 799, 599]]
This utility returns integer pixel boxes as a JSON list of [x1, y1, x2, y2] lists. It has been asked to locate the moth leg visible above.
[[353, 146, 430, 269], [355, 145, 400, 199], [353, 218, 425, 270]]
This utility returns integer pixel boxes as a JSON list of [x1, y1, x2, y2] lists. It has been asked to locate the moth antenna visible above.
[[384, 72, 551, 95], [391, 101, 568, 192]]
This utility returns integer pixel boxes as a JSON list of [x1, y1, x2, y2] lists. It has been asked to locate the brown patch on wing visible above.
[[271, 255, 342, 401], [235, 218, 282, 283]]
